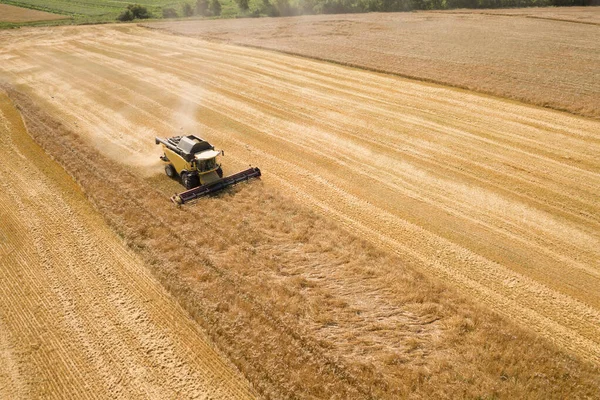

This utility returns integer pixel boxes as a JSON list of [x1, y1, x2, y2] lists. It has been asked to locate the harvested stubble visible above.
[[5, 86, 599, 399], [146, 9, 600, 119], [441, 6, 600, 25], [0, 4, 66, 23]]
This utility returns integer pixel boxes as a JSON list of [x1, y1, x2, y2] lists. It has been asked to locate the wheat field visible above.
[[147, 8, 600, 119], [1, 22, 599, 398]]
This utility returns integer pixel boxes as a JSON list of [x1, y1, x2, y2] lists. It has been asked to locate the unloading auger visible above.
[[155, 135, 261, 204]]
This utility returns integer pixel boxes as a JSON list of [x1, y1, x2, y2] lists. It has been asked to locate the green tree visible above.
[[117, 4, 150, 21], [182, 2, 194, 16], [261, 0, 279, 15], [130, 4, 150, 18], [210, 0, 222, 15], [236, 0, 250, 11]]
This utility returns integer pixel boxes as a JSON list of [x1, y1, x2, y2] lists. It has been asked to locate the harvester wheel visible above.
[[216, 167, 223, 178], [165, 164, 176, 178], [181, 173, 198, 190]]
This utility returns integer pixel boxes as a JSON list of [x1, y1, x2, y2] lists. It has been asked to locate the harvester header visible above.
[[155, 134, 260, 204]]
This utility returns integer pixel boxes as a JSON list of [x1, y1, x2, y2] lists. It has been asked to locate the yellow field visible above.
[[1, 22, 599, 398], [0, 4, 65, 23], [147, 8, 600, 119]]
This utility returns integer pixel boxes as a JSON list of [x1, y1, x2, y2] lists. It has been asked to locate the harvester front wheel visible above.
[[165, 164, 176, 178], [216, 167, 223, 178], [181, 173, 198, 190]]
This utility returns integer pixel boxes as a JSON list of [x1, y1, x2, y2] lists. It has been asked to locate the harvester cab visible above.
[[155, 135, 261, 204]]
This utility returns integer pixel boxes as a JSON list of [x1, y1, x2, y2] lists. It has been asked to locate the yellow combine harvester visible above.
[[155, 135, 261, 204]]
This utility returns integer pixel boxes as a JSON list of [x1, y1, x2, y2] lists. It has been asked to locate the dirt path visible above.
[[0, 92, 256, 398], [0, 25, 599, 367]]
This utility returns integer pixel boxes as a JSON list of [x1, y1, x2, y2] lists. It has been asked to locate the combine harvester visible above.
[[155, 135, 261, 204]]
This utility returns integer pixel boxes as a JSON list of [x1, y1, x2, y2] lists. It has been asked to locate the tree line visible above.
[[169, 0, 222, 18], [251, 0, 597, 16], [118, 0, 597, 22], [117, 0, 222, 21]]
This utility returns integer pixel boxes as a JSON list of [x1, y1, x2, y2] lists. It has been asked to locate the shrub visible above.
[[130, 4, 151, 18], [117, 4, 151, 21], [117, 9, 134, 21]]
